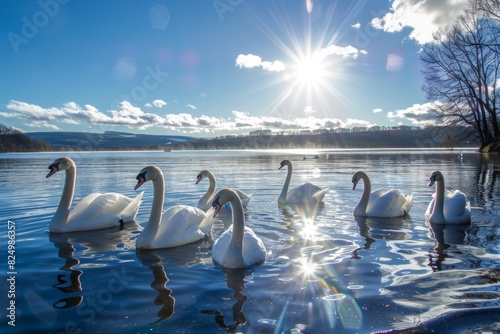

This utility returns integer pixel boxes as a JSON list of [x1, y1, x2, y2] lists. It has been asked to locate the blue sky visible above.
[[0, 0, 470, 137]]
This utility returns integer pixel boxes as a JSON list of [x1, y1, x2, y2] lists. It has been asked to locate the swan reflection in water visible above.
[[428, 222, 468, 271], [201, 267, 250, 330], [136, 250, 175, 324], [48, 224, 137, 309], [135, 239, 211, 324], [352, 215, 411, 259], [49, 233, 83, 309]]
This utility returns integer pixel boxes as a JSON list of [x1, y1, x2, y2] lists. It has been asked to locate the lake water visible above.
[[0, 149, 499, 334]]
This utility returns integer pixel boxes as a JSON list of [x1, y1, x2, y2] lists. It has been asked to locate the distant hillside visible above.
[[0, 124, 52, 152], [26, 131, 194, 151], [168, 127, 479, 151], [22, 126, 480, 151]]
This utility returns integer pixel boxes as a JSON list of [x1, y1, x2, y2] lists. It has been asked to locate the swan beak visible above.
[[46, 164, 59, 178], [212, 196, 222, 218], [195, 175, 202, 185], [134, 177, 146, 190], [212, 204, 222, 218], [428, 178, 435, 187], [352, 180, 358, 190]]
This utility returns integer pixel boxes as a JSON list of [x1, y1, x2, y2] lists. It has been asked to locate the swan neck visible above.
[[355, 172, 371, 215], [433, 179, 445, 217], [52, 165, 75, 227], [206, 172, 216, 200], [279, 164, 292, 203], [149, 174, 165, 231], [229, 194, 245, 251]]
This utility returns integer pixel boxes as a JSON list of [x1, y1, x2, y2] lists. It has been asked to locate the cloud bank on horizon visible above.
[[0, 0, 470, 136], [1, 99, 437, 134]]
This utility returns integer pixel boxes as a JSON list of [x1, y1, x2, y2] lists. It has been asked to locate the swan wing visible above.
[[242, 227, 267, 266], [443, 190, 471, 224], [313, 187, 329, 203], [212, 226, 266, 267], [286, 182, 327, 205], [366, 189, 411, 217], [212, 227, 233, 265], [67, 192, 138, 230], [153, 205, 207, 248], [234, 189, 252, 208], [197, 193, 214, 211], [118, 191, 144, 223]]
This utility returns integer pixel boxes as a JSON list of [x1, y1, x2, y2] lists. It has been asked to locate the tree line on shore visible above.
[[0, 124, 484, 153], [0, 124, 52, 153]]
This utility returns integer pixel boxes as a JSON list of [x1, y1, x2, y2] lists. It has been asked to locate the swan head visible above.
[[429, 171, 444, 187], [212, 188, 239, 218], [351, 171, 365, 191], [278, 160, 291, 170], [195, 170, 210, 185], [135, 166, 162, 190], [46, 157, 75, 178]]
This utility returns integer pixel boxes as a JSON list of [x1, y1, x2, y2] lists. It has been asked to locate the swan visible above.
[[134, 165, 214, 249], [278, 160, 329, 207], [195, 170, 252, 211], [426, 171, 471, 224], [211, 188, 266, 269], [351, 171, 413, 218], [46, 157, 143, 233]]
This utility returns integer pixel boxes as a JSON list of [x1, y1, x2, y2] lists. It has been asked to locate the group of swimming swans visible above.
[[46, 157, 471, 269]]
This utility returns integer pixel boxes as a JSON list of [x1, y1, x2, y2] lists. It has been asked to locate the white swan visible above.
[[351, 171, 413, 218], [278, 160, 329, 206], [134, 165, 214, 249], [195, 170, 251, 211], [46, 157, 143, 233], [211, 188, 266, 269], [426, 171, 471, 224]]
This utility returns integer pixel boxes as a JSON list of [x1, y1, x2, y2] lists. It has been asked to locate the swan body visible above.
[[211, 189, 266, 269], [134, 166, 214, 249], [196, 170, 251, 211], [426, 171, 471, 224], [352, 171, 413, 218], [278, 160, 329, 206], [46, 157, 143, 233]]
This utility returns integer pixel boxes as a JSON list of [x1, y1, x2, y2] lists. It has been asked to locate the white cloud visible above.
[[304, 106, 315, 114], [371, 0, 469, 44], [146, 99, 167, 108], [235, 54, 286, 72], [387, 102, 440, 126], [2, 99, 383, 134], [345, 118, 374, 127], [261, 60, 286, 72], [186, 104, 197, 110], [313, 44, 367, 60], [235, 54, 263, 69], [373, 108, 383, 113], [28, 120, 60, 130], [351, 22, 361, 29]]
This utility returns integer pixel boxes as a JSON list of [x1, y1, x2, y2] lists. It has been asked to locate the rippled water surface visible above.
[[0, 149, 499, 333]]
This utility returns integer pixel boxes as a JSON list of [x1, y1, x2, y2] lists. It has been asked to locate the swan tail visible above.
[[120, 191, 144, 222], [199, 207, 215, 236], [403, 194, 414, 215], [313, 187, 329, 202], [241, 196, 251, 208]]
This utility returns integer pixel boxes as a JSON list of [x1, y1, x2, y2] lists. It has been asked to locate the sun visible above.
[[295, 56, 325, 87], [244, 1, 357, 118]]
